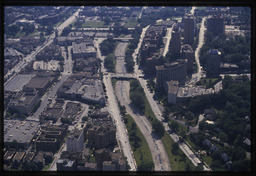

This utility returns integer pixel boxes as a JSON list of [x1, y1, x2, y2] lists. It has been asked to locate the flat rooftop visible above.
[[4, 119, 39, 144], [5, 74, 34, 92], [26, 77, 50, 89]]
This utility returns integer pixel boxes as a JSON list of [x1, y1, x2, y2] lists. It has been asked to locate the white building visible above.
[[164, 80, 179, 104], [66, 129, 84, 152]]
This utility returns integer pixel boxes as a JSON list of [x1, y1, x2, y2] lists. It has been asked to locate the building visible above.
[[86, 124, 116, 149], [8, 90, 39, 114], [144, 53, 162, 75], [67, 129, 85, 153], [77, 162, 97, 171], [33, 151, 45, 169], [57, 158, 76, 171], [206, 49, 221, 78], [207, 15, 225, 36], [24, 76, 53, 95], [164, 81, 179, 104], [4, 150, 16, 166], [13, 151, 26, 165], [72, 42, 97, 59], [183, 13, 195, 44], [57, 77, 105, 105], [181, 44, 194, 73], [35, 124, 67, 152], [156, 59, 187, 90], [170, 26, 181, 57]]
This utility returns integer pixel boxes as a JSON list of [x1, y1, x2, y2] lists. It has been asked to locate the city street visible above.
[[162, 25, 174, 57]]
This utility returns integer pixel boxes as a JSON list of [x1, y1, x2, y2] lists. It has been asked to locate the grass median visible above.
[[123, 114, 154, 171]]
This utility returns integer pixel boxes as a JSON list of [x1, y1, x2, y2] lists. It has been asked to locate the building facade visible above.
[[181, 44, 194, 73], [156, 59, 187, 90], [207, 15, 225, 36], [164, 81, 179, 104], [183, 13, 195, 44], [206, 49, 221, 78], [66, 129, 85, 153], [170, 26, 181, 57]]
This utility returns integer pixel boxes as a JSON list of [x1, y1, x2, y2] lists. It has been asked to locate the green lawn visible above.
[[202, 155, 213, 166], [124, 114, 153, 168], [161, 132, 195, 171], [82, 21, 109, 28], [42, 165, 50, 171], [111, 78, 118, 88], [124, 20, 138, 28], [196, 77, 220, 88]]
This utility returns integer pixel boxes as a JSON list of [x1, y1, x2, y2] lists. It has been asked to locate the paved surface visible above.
[[115, 81, 171, 171], [115, 42, 128, 73], [94, 38, 137, 171], [162, 25, 174, 57]]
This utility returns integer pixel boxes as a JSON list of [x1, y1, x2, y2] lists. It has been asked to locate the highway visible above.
[[94, 38, 137, 171], [130, 20, 211, 171], [112, 33, 170, 171], [115, 81, 171, 171]]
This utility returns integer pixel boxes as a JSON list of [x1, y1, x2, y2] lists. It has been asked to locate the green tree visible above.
[[6, 25, 20, 36], [24, 162, 38, 171], [130, 91, 145, 112], [218, 132, 228, 142], [171, 142, 179, 155], [169, 121, 178, 132], [152, 119, 165, 137], [137, 161, 154, 171]]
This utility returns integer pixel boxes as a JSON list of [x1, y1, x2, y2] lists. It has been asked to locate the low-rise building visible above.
[[13, 151, 26, 165], [4, 150, 16, 166], [57, 158, 76, 171], [72, 42, 97, 59], [8, 89, 39, 115]]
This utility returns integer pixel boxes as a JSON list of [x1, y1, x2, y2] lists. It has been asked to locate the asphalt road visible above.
[[115, 81, 171, 171], [95, 38, 137, 171]]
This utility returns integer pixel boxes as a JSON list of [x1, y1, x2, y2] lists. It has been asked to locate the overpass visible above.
[[110, 73, 136, 80], [113, 38, 133, 42]]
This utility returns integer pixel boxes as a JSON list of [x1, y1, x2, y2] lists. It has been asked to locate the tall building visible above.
[[156, 59, 187, 90], [170, 26, 181, 58], [66, 129, 85, 152], [181, 44, 194, 73], [206, 49, 221, 78], [207, 15, 225, 36], [183, 13, 195, 44]]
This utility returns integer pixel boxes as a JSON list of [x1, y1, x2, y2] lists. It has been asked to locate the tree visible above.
[[6, 25, 20, 36], [137, 161, 154, 171], [152, 119, 165, 137], [210, 160, 223, 170], [61, 26, 72, 36], [218, 132, 228, 142], [185, 111, 195, 121], [171, 142, 179, 155], [169, 121, 178, 132], [194, 163, 204, 171], [130, 92, 145, 112], [24, 162, 38, 171]]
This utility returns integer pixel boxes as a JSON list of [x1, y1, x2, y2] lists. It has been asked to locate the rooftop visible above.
[[4, 119, 39, 144]]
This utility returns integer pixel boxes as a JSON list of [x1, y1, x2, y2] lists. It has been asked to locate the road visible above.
[[131, 22, 211, 171], [94, 38, 137, 171], [162, 25, 174, 57], [115, 81, 171, 171], [4, 7, 82, 87], [190, 6, 196, 15], [115, 42, 128, 73], [188, 17, 207, 85]]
